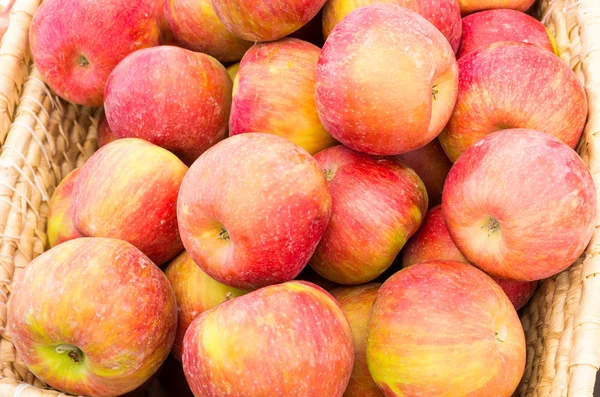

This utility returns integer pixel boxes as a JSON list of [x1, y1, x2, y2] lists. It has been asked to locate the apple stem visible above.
[[219, 228, 230, 240], [323, 169, 334, 181], [432, 85, 439, 100], [78, 55, 89, 68], [486, 217, 500, 236], [55, 344, 83, 363]]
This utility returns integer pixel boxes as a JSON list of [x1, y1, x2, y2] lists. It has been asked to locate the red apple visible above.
[[47, 168, 83, 248], [97, 111, 117, 148], [164, 251, 247, 361], [330, 284, 382, 397], [458, 0, 535, 15], [164, 0, 252, 62], [402, 205, 538, 310], [211, 0, 327, 41], [316, 4, 458, 155], [8, 238, 177, 397], [72, 138, 187, 266], [177, 133, 331, 290], [0, 0, 14, 42], [443, 129, 596, 281], [367, 260, 526, 396], [396, 139, 452, 207], [439, 42, 587, 162], [182, 281, 354, 396], [230, 38, 337, 155], [457, 9, 556, 59], [322, 0, 462, 52], [29, 0, 162, 107], [104, 46, 231, 166], [311, 145, 428, 284]]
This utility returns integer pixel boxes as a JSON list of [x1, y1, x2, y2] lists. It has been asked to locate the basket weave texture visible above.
[[0, 0, 599, 396]]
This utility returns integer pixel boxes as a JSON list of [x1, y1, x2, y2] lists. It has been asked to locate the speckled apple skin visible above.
[[230, 38, 337, 155], [72, 138, 187, 266], [104, 46, 232, 166], [47, 168, 83, 248], [316, 4, 458, 156], [8, 238, 177, 397], [367, 261, 526, 396], [439, 42, 587, 162], [29, 0, 162, 107], [177, 133, 332, 290], [310, 145, 428, 285], [182, 281, 354, 397], [442, 129, 596, 281], [322, 0, 462, 52], [458, 0, 535, 15]]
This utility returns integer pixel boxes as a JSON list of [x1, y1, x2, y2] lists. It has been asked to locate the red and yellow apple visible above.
[[311, 145, 428, 284], [177, 133, 331, 290], [330, 283, 382, 397], [29, 0, 161, 107], [316, 4, 458, 155], [367, 260, 526, 396], [439, 42, 587, 162], [458, 9, 556, 59], [182, 281, 354, 396], [97, 111, 117, 148], [458, 0, 535, 15], [396, 139, 452, 207], [104, 46, 231, 166], [211, 0, 327, 41], [230, 38, 337, 155], [72, 138, 187, 266], [164, 0, 252, 62], [322, 0, 462, 52], [47, 168, 83, 248], [8, 238, 177, 397], [164, 251, 247, 361], [442, 129, 596, 281]]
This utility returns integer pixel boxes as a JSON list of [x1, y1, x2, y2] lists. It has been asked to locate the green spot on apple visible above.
[[432, 85, 439, 100], [219, 228, 230, 240], [78, 55, 89, 68]]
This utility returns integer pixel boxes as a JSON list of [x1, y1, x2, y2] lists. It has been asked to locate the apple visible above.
[[177, 133, 331, 290], [47, 168, 83, 248], [230, 38, 337, 155], [29, 0, 162, 107], [310, 145, 428, 284], [164, 0, 252, 62], [396, 139, 452, 207], [227, 62, 240, 80], [457, 9, 556, 59], [72, 138, 187, 266], [330, 283, 382, 397], [104, 46, 231, 166], [439, 42, 587, 162], [211, 0, 327, 41], [367, 260, 526, 396], [182, 281, 354, 396], [443, 129, 596, 281], [316, 4, 458, 155], [0, 0, 14, 42], [164, 251, 247, 361], [458, 0, 535, 15], [97, 111, 117, 148], [8, 238, 177, 397], [402, 205, 538, 310], [322, 0, 462, 53]]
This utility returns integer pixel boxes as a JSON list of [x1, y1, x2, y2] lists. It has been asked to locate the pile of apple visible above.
[[5, 0, 595, 395]]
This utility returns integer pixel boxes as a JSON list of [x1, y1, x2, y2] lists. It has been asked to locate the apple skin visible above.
[[164, 251, 247, 361], [316, 4, 458, 156], [442, 129, 596, 281], [72, 138, 187, 266], [402, 205, 538, 310], [396, 139, 452, 207], [97, 111, 117, 148], [47, 168, 83, 248], [310, 145, 428, 285], [458, 0, 535, 15], [182, 281, 354, 396], [330, 284, 382, 397], [164, 0, 252, 62], [439, 42, 587, 162], [367, 260, 526, 396], [104, 46, 231, 166], [230, 38, 337, 155], [457, 9, 556, 59], [29, 0, 161, 107], [7, 238, 177, 397], [322, 0, 461, 53], [177, 133, 332, 290], [211, 0, 327, 42]]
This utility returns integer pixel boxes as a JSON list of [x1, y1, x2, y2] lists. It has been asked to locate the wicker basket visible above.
[[0, 0, 599, 395]]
